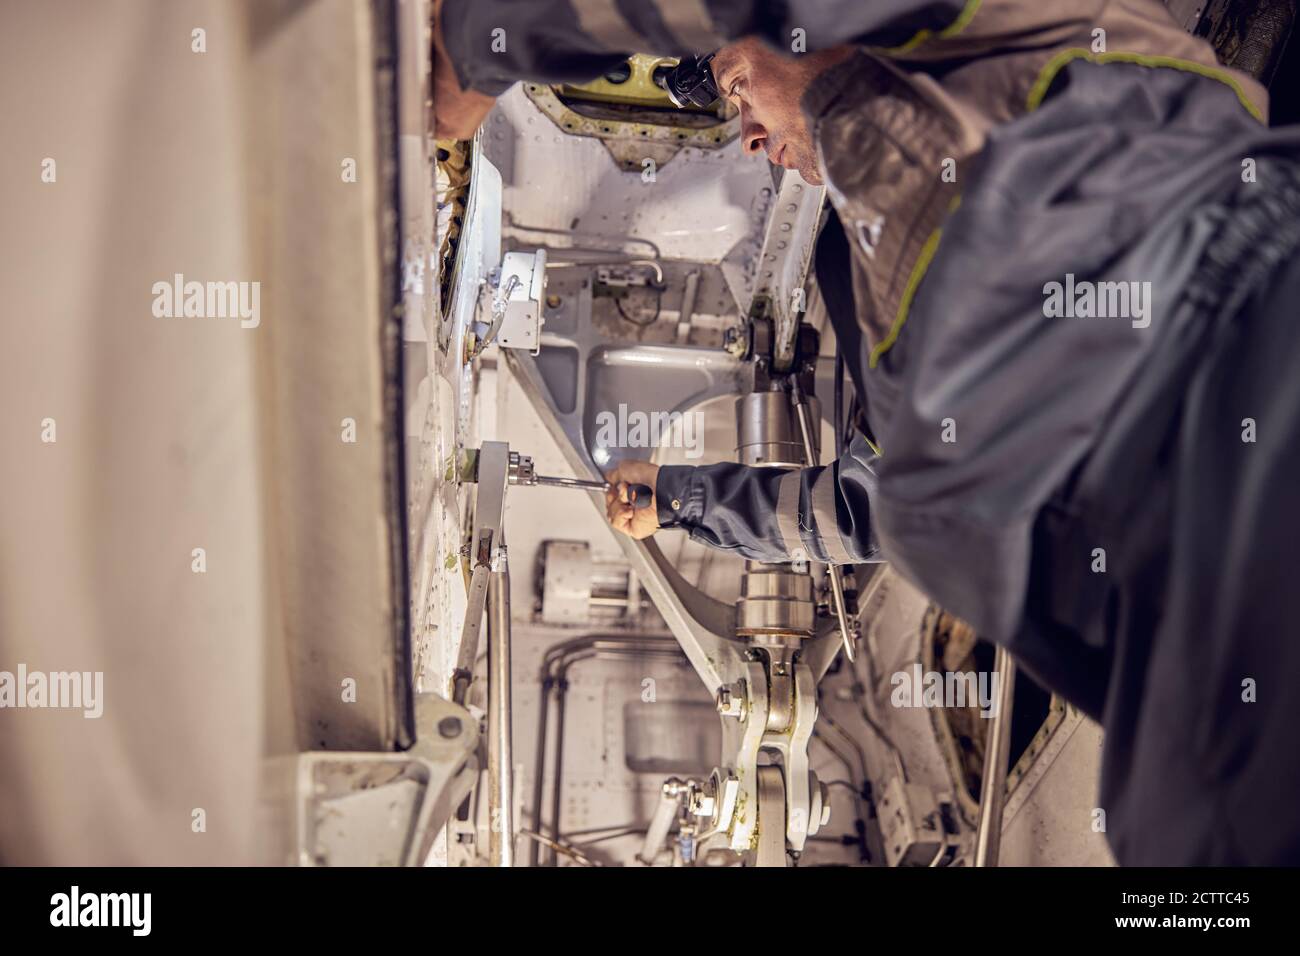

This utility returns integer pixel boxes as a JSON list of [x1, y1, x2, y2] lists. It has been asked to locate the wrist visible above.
[[656, 465, 700, 528]]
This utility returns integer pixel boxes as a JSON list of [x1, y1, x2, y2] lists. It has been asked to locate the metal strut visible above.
[[790, 378, 858, 664]]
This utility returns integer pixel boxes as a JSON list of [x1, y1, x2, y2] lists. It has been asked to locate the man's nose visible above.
[[741, 115, 767, 156]]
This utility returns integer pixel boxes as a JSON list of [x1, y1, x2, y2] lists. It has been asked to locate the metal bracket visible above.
[[750, 175, 826, 371], [495, 250, 547, 353], [269, 692, 478, 867], [452, 441, 509, 703]]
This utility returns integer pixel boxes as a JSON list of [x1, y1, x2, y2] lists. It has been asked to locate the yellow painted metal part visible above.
[[558, 53, 683, 108], [435, 138, 471, 314]]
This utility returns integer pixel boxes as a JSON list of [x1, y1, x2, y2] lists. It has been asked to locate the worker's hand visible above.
[[604, 461, 661, 540], [433, 0, 497, 140]]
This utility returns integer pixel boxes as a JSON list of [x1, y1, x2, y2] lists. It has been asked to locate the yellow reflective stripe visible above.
[[864, 46, 1263, 379], [865, 436, 883, 457], [878, 0, 981, 56], [869, 222, 944, 369], [1026, 49, 1265, 123]]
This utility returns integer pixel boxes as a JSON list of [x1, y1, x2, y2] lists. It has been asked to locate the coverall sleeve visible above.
[[439, 0, 974, 95], [654, 434, 881, 564]]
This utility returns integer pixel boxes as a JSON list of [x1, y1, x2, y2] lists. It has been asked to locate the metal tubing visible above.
[[548, 647, 684, 864], [487, 556, 515, 867], [531, 474, 606, 491], [528, 676, 553, 867], [790, 380, 857, 663], [530, 634, 683, 865], [974, 646, 1017, 867], [547, 672, 569, 866]]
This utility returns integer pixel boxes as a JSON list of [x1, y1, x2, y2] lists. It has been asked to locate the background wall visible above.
[[0, 0, 404, 865]]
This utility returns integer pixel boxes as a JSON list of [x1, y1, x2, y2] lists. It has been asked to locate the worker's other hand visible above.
[[433, 0, 496, 140], [604, 461, 661, 540]]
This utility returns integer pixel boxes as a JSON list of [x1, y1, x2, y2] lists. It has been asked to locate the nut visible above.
[[715, 682, 746, 719]]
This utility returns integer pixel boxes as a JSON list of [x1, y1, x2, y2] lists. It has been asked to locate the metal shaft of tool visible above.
[[974, 646, 1016, 867], [532, 474, 608, 492], [487, 545, 515, 867], [790, 381, 857, 663], [532, 473, 653, 509]]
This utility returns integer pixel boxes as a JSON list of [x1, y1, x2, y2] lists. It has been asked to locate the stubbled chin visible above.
[[799, 166, 824, 185]]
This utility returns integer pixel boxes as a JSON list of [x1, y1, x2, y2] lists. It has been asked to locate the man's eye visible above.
[[729, 80, 743, 99]]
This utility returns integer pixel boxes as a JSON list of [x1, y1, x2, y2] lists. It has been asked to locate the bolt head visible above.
[[715, 684, 745, 718]]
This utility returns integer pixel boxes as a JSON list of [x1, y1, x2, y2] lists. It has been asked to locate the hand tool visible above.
[[523, 470, 652, 509], [527, 472, 652, 507], [463, 448, 653, 508]]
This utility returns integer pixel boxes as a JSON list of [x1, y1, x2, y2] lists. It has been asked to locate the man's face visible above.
[[710, 39, 854, 186]]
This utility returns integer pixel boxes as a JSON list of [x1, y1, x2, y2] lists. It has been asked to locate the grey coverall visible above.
[[441, 0, 1300, 863]]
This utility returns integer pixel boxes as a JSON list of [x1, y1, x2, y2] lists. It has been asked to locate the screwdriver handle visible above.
[[619, 482, 654, 510]]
